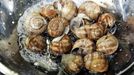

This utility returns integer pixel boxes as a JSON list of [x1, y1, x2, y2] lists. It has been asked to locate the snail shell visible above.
[[74, 23, 105, 40], [50, 34, 72, 55], [55, 0, 77, 20], [98, 13, 116, 28], [79, 1, 102, 20], [24, 15, 47, 35], [48, 17, 68, 37], [96, 34, 119, 55], [72, 38, 95, 55], [61, 54, 83, 73], [25, 35, 46, 52], [84, 52, 108, 72], [40, 4, 58, 19]]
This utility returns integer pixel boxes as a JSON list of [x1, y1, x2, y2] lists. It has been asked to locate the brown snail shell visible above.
[[79, 1, 102, 20], [61, 54, 83, 73], [25, 15, 47, 35], [72, 38, 95, 55], [74, 23, 105, 40], [25, 35, 46, 52], [84, 52, 108, 72], [98, 13, 116, 28], [96, 34, 119, 55], [50, 34, 72, 55], [48, 17, 68, 37], [40, 4, 58, 19], [60, 0, 77, 20]]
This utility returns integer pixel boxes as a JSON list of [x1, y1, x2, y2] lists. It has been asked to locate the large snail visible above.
[[61, 54, 83, 73], [96, 34, 119, 55], [79, 1, 102, 20], [24, 15, 47, 35], [50, 34, 72, 55], [47, 17, 69, 37], [72, 38, 95, 55], [84, 52, 108, 72], [25, 35, 46, 52]]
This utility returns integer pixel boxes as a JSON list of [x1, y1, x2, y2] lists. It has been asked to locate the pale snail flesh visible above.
[[96, 34, 119, 55], [98, 13, 116, 28], [25, 35, 46, 52], [72, 38, 95, 55], [50, 34, 72, 55], [79, 1, 102, 20], [61, 54, 83, 73], [48, 17, 69, 37], [84, 52, 108, 72], [25, 15, 47, 35], [74, 23, 105, 40], [40, 4, 58, 19]]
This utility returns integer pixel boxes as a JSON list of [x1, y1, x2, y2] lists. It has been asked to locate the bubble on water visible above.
[[12, 21, 15, 24]]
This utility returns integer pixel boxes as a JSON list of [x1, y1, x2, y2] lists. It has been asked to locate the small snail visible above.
[[50, 34, 72, 55], [40, 4, 58, 19], [74, 23, 105, 40], [48, 17, 68, 37], [84, 52, 108, 72], [98, 13, 116, 28], [72, 38, 95, 55], [25, 35, 46, 52], [55, 0, 77, 20], [24, 15, 47, 35], [96, 34, 119, 55], [79, 1, 102, 20], [61, 54, 83, 73]]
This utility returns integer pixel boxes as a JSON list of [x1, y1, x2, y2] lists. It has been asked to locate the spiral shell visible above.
[[74, 23, 105, 40], [84, 52, 108, 72], [96, 34, 119, 55], [98, 13, 116, 28], [40, 4, 58, 19], [24, 15, 47, 35], [61, 54, 83, 73], [48, 17, 68, 37], [72, 38, 95, 55], [79, 1, 102, 20], [25, 35, 46, 52], [50, 34, 72, 55]]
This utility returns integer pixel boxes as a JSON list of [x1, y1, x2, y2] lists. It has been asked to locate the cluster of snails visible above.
[[21, 0, 119, 74]]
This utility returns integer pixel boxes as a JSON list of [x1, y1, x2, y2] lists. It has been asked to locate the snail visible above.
[[50, 34, 72, 55], [55, 0, 77, 20], [96, 34, 119, 55], [79, 1, 102, 20], [61, 54, 83, 73], [24, 15, 47, 35], [40, 4, 58, 19], [25, 35, 46, 52], [98, 13, 116, 28], [73, 23, 105, 40], [72, 38, 95, 55], [84, 52, 108, 72], [47, 17, 69, 37]]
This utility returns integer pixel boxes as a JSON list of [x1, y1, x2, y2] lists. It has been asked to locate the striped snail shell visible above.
[[96, 34, 119, 55], [84, 52, 108, 72]]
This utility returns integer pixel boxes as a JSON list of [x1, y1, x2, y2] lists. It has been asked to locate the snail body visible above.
[[25, 35, 46, 52], [84, 52, 108, 72], [96, 34, 119, 55], [61, 54, 83, 73]]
